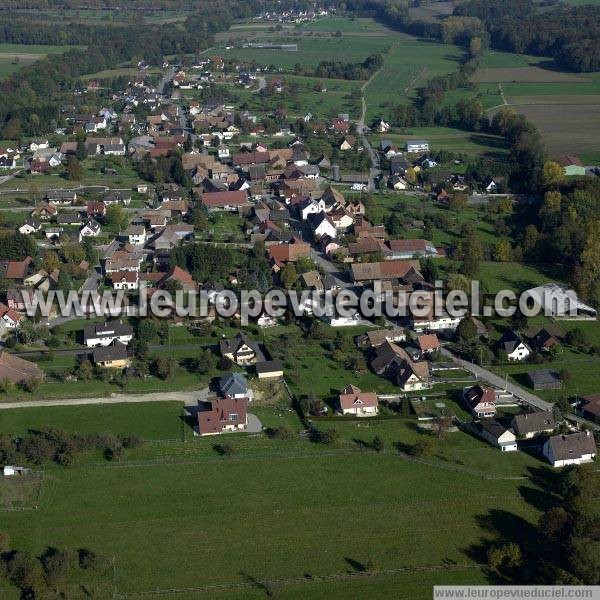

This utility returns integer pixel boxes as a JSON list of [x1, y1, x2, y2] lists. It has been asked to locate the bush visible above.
[[213, 442, 234, 456]]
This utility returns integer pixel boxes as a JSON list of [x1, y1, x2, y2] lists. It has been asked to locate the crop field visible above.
[[0, 396, 546, 598], [366, 37, 464, 120], [0, 43, 80, 79], [408, 1, 454, 22], [473, 50, 600, 157], [300, 16, 392, 34]]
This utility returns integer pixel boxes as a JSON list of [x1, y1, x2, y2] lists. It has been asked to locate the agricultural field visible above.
[[0, 399, 546, 598], [365, 37, 464, 120], [472, 50, 600, 157], [220, 35, 392, 69], [0, 43, 81, 79]]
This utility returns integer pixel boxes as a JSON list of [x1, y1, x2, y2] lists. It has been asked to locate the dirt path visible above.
[[0, 390, 204, 410]]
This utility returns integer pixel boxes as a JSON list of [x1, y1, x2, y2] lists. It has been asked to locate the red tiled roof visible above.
[[338, 384, 378, 410], [201, 190, 248, 208]]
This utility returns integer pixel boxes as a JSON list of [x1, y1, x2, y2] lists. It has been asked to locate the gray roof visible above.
[[83, 320, 133, 340], [547, 432, 596, 461], [476, 418, 511, 440], [512, 411, 556, 435], [255, 360, 283, 374], [219, 372, 248, 397], [92, 341, 128, 363]]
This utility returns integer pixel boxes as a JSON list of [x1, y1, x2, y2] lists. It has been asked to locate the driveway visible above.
[[246, 413, 263, 433]]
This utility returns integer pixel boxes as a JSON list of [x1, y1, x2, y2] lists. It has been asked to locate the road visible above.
[[0, 389, 202, 410], [254, 76, 266, 93], [440, 347, 554, 412], [356, 67, 382, 193], [310, 248, 352, 289]]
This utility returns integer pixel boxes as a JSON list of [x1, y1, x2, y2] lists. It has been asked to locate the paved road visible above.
[[0, 389, 202, 410], [440, 347, 554, 411], [310, 248, 352, 289]]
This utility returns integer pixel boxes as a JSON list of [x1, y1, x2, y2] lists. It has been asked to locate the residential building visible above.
[[255, 360, 284, 379], [472, 419, 518, 452], [197, 396, 248, 436], [83, 321, 134, 347], [512, 411, 556, 439], [405, 140, 429, 153], [92, 341, 130, 369], [338, 384, 379, 417], [463, 385, 496, 418], [219, 333, 259, 366], [543, 432, 596, 467]]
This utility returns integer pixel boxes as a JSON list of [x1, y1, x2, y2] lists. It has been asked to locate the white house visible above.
[[18, 219, 42, 235], [122, 225, 146, 246], [338, 384, 379, 417], [218, 145, 230, 159], [299, 198, 325, 220], [499, 332, 531, 362], [83, 321, 134, 347], [308, 212, 337, 239], [79, 219, 101, 242], [474, 419, 518, 452], [543, 432, 596, 467], [111, 271, 139, 291]]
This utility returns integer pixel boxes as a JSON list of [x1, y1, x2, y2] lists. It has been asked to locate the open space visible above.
[[0, 43, 81, 79]]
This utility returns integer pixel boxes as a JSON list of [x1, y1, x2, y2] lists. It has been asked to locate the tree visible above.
[[0, 531, 10, 553], [77, 360, 94, 381], [449, 193, 468, 211], [65, 155, 84, 181], [153, 356, 176, 380], [57, 269, 72, 294], [494, 238, 513, 262], [105, 204, 128, 230], [543, 160, 565, 187], [432, 415, 452, 439], [456, 317, 478, 341], [487, 543, 522, 572], [411, 438, 434, 457], [405, 166, 417, 184], [280, 262, 298, 289], [76, 138, 87, 161], [41, 250, 60, 273]]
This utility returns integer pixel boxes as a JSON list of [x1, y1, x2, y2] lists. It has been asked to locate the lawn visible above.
[[1, 425, 543, 598], [0, 401, 184, 440]]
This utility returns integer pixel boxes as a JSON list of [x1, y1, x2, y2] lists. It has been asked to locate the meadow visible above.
[[365, 37, 464, 120], [0, 399, 547, 598], [0, 43, 80, 79]]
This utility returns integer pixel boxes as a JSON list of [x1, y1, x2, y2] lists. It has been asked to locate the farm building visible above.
[[527, 370, 561, 391]]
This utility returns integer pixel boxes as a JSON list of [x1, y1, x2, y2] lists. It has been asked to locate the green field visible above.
[[366, 38, 464, 120], [0, 400, 546, 598], [370, 127, 508, 158], [0, 43, 82, 79], [222, 36, 391, 69]]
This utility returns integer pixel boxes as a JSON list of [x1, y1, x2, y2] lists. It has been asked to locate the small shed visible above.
[[528, 370, 561, 391]]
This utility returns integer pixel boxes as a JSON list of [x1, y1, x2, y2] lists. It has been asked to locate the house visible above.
[[79, 219, 101, 242], [527, 370, 561, 391], [18, 219, 42, 236], [200, 190, 248, 212], [338, 384, 379, 417], [484, 177, 505, 193], [110, 271, 139, 291], [339, 137, 356, 151], [512, 411, 556, 439], [56, 213, 84, 227], [219, 372, 250, 399], [92, 341, 130, 369], [218, 145, 230, 159], [498, 331, 531, 362], [308, 212, 337, 239], [556, 155, 586, 177], [299, 198, 325, 220], [0, 257, 32, 284], [267, 238, 311, 269], [406, 140, 429, 153], [0, 156, 16, 169], [122, 225, 146, 246], [463, 385, 496, 418], [357, 328, 406, 349], [397, 360, 431, 391], [0, 350, 43, 384], [387, 239, 439, 260], [543, 432, 596, 467], [197, 395, 248, 435], [219, 333, 259, 366], [350, 260, 421, 283], [417, 334, 440, 355], [83, 321, 134, 347], [0, 303, 22, 329], [158, 266, 196, 292], [472, 419, 518, 452], [579, 395, 600, 424], [255, 360, 284, 379], [529, 328, 561, 353]]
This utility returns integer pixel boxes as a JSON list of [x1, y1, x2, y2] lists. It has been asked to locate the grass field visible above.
[[370, 127, 508, 158], [0, 397, 546, 598], [221, 36, 392, 69], [0, 43, 81, 79], [366, 38, 464, 120]]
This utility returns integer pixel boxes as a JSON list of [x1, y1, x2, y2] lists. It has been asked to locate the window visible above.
[[228, 413, 238, 422]]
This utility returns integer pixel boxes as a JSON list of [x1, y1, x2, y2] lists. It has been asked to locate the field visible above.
[[0, 400, 546, 598], [0, 43, 81, 79], [365, 37, 464, 120], [220, 36, 392, 69], [370, 127, 508, 158], [473, 50, 600, 157]]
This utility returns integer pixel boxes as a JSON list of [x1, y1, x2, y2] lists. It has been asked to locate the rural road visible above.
[[440, 347, 553, 411], [0, 389, 203, 410]]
